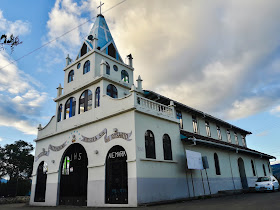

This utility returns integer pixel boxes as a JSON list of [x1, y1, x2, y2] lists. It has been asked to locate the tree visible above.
[[0, 34, 22, 52], [0, 140, 34, 181]]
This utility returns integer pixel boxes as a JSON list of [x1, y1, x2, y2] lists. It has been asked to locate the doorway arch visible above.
[[59, 143, 88, 206], [238, 158, 248, 189], [105, 145, 128, 204]]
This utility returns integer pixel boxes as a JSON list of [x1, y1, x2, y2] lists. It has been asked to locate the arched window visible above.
[[107, 84, 118, 98], [251, 160, 256, 176], [34, 161, 47, 202], [214, 153, 221, 175], [64, 97, 76, 119], [145, 130, 156, 159], [121, 70, 129, 83], [79, 90, 92, 114], [68, 70, 74, 83], [83, 60, 90, 74], [106, 62, 110, 75], [95, 87, 100, 108], [163, 134, 172, 160], [57, 104, 62, 122], [263, 164, 267, 176]]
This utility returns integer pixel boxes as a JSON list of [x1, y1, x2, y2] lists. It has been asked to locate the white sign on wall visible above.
[[185, 150, 203, 170]]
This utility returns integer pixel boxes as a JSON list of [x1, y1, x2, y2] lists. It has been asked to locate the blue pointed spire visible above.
[[88, 15, 123, 62]]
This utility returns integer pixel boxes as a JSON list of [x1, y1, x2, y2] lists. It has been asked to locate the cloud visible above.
[[103, 0, 280, 120], [256, 131, 269, 137], [46, 0, 93, 55], [0, 51, 49, 135], [0, 10, 31, 36], [270, 105, 280, 117]]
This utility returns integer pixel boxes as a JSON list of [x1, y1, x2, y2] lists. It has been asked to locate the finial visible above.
[[127, 54, 133, 67], [97, 1, 104, 15], [137, 75, 143, 90], [57, 83, 63, 97], [38, 124, 42, 130]]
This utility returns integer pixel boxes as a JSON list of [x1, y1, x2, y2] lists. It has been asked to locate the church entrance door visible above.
[[105, 145, 128, 204], [59, 143, 88, 206], [238, 157, 248, 189]]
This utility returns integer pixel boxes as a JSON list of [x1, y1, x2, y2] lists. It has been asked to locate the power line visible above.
[[0, 0, 127, 72]]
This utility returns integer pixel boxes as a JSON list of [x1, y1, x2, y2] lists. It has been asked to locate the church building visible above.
[[30, 9, 274, 207]]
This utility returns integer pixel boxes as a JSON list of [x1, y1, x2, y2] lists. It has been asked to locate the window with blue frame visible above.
[[64, 97, 76, 119], [106, 62, 110, 75], [79, 90, 92, 114], [121, 70, 129, 83], [68, 70, 74, 83], [83, 60, 90, 74], [95, 87, 100, 108], [57, 104, 62, 122], [176, 110, 183, 129]]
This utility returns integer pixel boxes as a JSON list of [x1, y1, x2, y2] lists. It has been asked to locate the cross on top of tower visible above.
[[97, 1, 104, 15]]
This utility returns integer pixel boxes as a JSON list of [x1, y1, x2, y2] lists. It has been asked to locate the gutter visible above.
[[184, 136, 275, 160]]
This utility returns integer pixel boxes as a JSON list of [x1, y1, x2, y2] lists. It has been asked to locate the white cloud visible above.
[[0, 51, 49, 135], [0, 137, 2, 142], [256, 131, 269, 137], [224, 97, 278, 120], [46, 0, 92, 55], [270, 105, 280, 117], [0, 10, 31, 36], [106, 0, 280, 120], [0, 53, 31, 94]]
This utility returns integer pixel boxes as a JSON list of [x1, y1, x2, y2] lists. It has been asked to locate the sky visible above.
[[1, 0, 280, 163]]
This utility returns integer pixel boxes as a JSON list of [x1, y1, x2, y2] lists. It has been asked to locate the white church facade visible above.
[[30, 12, 274, 207]]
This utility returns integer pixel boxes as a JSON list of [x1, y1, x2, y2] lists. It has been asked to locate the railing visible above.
[[136, 96, 174, 117]]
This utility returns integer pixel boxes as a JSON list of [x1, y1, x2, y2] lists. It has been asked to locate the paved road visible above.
[[1, 192, 280, 210]]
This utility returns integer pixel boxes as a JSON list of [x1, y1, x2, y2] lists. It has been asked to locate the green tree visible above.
[[0, 34, 22, 52], [0, 140, 34, 181]]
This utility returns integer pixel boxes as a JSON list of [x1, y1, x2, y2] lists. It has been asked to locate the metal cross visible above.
[[97, 1, 104, 15]]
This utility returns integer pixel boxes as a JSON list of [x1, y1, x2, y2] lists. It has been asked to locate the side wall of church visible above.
[[180, 111, 248, 147], [30, 110, 138, 207], [182, 144, 272, 196], [134, 112, 189, 204]]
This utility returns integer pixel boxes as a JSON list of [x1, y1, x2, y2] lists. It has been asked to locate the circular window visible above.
[[113, 65, 118, 72], [77, 63, 81, 69]]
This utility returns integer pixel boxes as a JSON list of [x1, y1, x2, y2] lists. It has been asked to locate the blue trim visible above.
[[106, 47, 108, 55], [69, 98, 72, 118]]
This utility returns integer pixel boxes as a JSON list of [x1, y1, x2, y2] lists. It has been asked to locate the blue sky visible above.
[[1, 0, 280, 163]]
